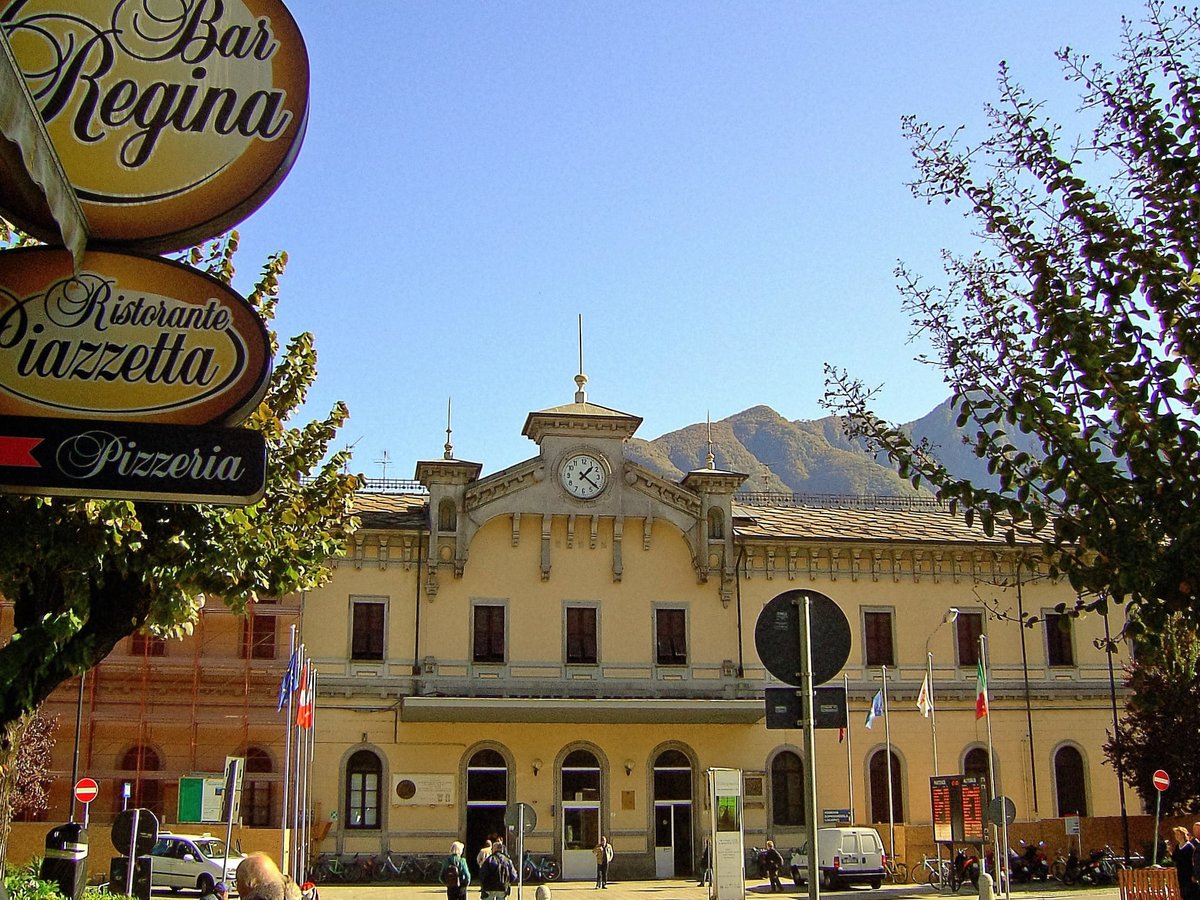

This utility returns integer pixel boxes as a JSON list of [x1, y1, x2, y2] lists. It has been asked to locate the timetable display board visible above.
[[930, 775, 988, 844]]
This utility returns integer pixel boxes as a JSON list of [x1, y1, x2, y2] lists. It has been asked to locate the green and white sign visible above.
[[177, 776, 226, 824]]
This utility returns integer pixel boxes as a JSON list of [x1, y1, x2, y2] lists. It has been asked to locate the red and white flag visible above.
[[916, 673, 932, 718], [296, 661, 314, 728]]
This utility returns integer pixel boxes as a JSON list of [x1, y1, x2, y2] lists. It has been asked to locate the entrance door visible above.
[[465, 749, 508, 875], [560, 749, 602, 880], [653, 749, 694, 878]]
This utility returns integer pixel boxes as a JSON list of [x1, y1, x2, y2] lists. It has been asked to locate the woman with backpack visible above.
[[439, 841, 472, 900]]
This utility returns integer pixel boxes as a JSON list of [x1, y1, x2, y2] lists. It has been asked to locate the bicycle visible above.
[[883, 854, 909, 884], [308, 852, 353, 884], [915, 854, 949, 887], [521, 850, 561, 882]]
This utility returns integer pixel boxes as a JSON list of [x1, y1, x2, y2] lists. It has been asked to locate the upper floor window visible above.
[[956, 610, 984, 667], [345, 749, 382, 829], [707, 507, 724, 540], [863, 610, 895, 667], [243, 747, 273, 827], [242, 613, 277, 660], [655, 608, 687, 666], [351, 599, 385, 661], [1044, 612, 1075, 667], [130, 631, 166, 657], [565, 606, 598, 665], [473, 604, 505, 664]]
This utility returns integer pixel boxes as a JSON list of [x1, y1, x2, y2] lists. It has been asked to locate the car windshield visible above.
[[192, 839, 228, 859]]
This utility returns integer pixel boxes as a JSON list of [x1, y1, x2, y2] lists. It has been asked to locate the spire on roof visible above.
[[574, 313, 588, 403], [444, 397, 453, 460], [706, 412, 715, 469]]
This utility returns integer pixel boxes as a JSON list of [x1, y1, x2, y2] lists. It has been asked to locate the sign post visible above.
[[1151, 769, 1169, 866], [73, 778, 98, 828]]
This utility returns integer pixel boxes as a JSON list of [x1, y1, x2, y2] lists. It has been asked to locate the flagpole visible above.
[[980, 634, 1008, 898], [295, 682, 308, 885], [303, 669, 318, 883], [881, 666, 895, 859], [281, 625, 296, 868], [844, 673, 854, 824], [292, 647, 306, 883], [925, 651, 942, 878]]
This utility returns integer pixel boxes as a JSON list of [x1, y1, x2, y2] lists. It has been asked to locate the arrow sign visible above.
[[1153, 769, 1170, 792], [74, 777, 99, 804]]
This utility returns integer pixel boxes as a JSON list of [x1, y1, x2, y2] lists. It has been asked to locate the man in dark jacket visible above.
[[479, 841, 517, 900], [761, 841, 785, 893]]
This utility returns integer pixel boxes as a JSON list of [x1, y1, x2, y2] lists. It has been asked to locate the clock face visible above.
[[560, 452, 608, 499]]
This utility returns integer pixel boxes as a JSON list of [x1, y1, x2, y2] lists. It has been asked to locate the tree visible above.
[[11, 709, 56, 821], [1103, 617, 1200, 813], [823, 2, 1200, 639], [0, 225, 360, 863]]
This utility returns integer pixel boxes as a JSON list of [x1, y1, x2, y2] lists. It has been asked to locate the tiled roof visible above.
[[351, 492, 427, 529], [732, 499, 1036, 546]]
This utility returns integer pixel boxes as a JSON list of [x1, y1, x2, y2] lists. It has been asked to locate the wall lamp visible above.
[[532, 758, 543, 777], [624, 759, 635, 777]]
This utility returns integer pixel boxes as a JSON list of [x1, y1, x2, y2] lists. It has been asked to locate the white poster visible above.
[[707, 768, 745, 900]]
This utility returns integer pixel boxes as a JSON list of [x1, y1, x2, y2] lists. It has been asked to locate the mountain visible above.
[[627, 397, 1026, 495]]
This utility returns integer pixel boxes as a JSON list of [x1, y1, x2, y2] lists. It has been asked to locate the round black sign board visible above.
[[988, 796, 1017, 826], [504, 801, 537, 834], [111, 807, 159, 858], [754, 590, 851, 687]]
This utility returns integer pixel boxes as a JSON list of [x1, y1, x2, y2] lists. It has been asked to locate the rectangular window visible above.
[[656, 608, 687, 666], [1045, 612, 1075, 667], [241, 614, 277, 660], [863, 610, 895, 667], [351, 600, 385, 661], [565, 606, 598, 665], [130, 631, 165, 657], [956, 610, 984, 667], [473, 604, 505, 664]]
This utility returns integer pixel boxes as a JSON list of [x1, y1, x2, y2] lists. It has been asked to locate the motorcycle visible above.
[[949, 848, 981, 892], [1020, 841, 1050, 881]]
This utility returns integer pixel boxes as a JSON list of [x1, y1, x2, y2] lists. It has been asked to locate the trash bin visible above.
[[40, 823, 88, 900]]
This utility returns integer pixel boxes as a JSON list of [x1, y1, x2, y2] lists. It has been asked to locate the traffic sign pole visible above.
[[73, 779, 99, 829], [797, 594, 821, 900], [1151, 769, 1169, 866]]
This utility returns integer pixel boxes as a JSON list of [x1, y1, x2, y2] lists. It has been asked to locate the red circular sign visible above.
[[74, 777, 99, 804], [1153, 769, 1170, 792]]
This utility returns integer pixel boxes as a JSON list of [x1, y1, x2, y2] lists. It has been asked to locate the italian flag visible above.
[[975, 659, 989, 720]]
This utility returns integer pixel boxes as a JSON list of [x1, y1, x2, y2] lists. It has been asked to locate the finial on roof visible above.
[[574, 313, 588, 403], [706, 412, 715, 469], [376, 449, 391, 480], [444, 397, 454, 460]]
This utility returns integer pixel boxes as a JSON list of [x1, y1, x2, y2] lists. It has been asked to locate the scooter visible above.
[[1020, 841, 1050, 881], [949, 848, 981, 891]]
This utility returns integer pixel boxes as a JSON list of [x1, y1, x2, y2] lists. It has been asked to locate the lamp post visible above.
[[925, 608, 960, 776]]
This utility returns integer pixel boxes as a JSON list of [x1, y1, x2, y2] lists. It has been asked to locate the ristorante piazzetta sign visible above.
[[0, 248, 272, 424], [0, 0, 310, 252]]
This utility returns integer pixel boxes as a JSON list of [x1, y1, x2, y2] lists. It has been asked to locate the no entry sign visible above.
[[1153, 769, 1170, 792], [74, 777, 99, 804]]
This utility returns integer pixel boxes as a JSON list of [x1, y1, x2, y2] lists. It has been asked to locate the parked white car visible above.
[[149, 832, 245, 893], [789, 826, 887, 889]]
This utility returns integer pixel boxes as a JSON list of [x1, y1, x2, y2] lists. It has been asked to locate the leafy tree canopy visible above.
[[0, 225, 361, 827], [824, 1, 1200, 641]]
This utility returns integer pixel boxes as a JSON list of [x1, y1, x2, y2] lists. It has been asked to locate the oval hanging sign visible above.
[[0, 247, 272, 425], [0, 0, 309, 252]]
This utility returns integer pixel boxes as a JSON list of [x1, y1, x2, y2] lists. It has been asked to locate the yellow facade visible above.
[[301, 388, 1130, 881]]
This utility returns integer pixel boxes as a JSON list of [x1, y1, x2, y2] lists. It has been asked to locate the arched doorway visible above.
[[465, 748, 508, 873], [560, 748, 602, 880], [118, 745, 163, 818], [1054, 745, 1088, 816], [868, 749, 903, 827], [653, 749, 693, 878]]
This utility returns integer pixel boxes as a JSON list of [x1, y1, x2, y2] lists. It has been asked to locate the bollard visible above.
[[535, 885, 552, 900], [978, 871, 994, 900]]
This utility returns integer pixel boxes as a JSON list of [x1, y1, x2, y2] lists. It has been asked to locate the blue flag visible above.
[[864, 690, 884, 729], [277, 649, 299, 711]]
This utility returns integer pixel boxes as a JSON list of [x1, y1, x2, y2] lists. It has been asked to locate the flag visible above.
[[864, 690, 883, 729], [917, 673, 932, 718], [297, 661, 314, 728], [838, 727, 845, 743], [975, 658, 989, 719], [277, 649, 299, 711]]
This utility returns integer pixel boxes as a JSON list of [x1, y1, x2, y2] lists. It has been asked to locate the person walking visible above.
[[478, 840, 517, 900], [761, 840, 784, 893], [440, 841, 471, 900], [1175, 826, 1197, 900], [697, 836, 713, 888], [595, 835, 613, 889], [200, 882, 229, 900]]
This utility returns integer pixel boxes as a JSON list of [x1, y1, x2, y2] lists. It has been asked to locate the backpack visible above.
[[441, 858, 462, 888], [481, 853, 512, 892]]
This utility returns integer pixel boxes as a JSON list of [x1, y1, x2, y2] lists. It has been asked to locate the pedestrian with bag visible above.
[[479, 840, 517, 900], [595, 835, 614, 889], [440, 841, 471, 900], [761, 840, 784, 893]]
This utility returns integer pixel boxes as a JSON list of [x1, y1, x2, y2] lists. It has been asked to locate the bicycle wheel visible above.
[[925, 865, 942, 887], [1050, 861, 1067, 882], [543, 859, 561, 881], [894, 862, 909, 884]]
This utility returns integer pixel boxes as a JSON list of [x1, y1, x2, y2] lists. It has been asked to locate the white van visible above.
[[789, 827, 887, 889]]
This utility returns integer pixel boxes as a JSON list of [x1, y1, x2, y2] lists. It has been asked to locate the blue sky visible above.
[[233, 2, 1133, 480]]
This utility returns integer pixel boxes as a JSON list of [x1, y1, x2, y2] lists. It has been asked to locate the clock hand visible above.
[[580, 471, 599, 488]]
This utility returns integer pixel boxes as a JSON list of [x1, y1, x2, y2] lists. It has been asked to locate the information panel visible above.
[[929, 774, 989, 844], [707, 768, 745, 900]]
